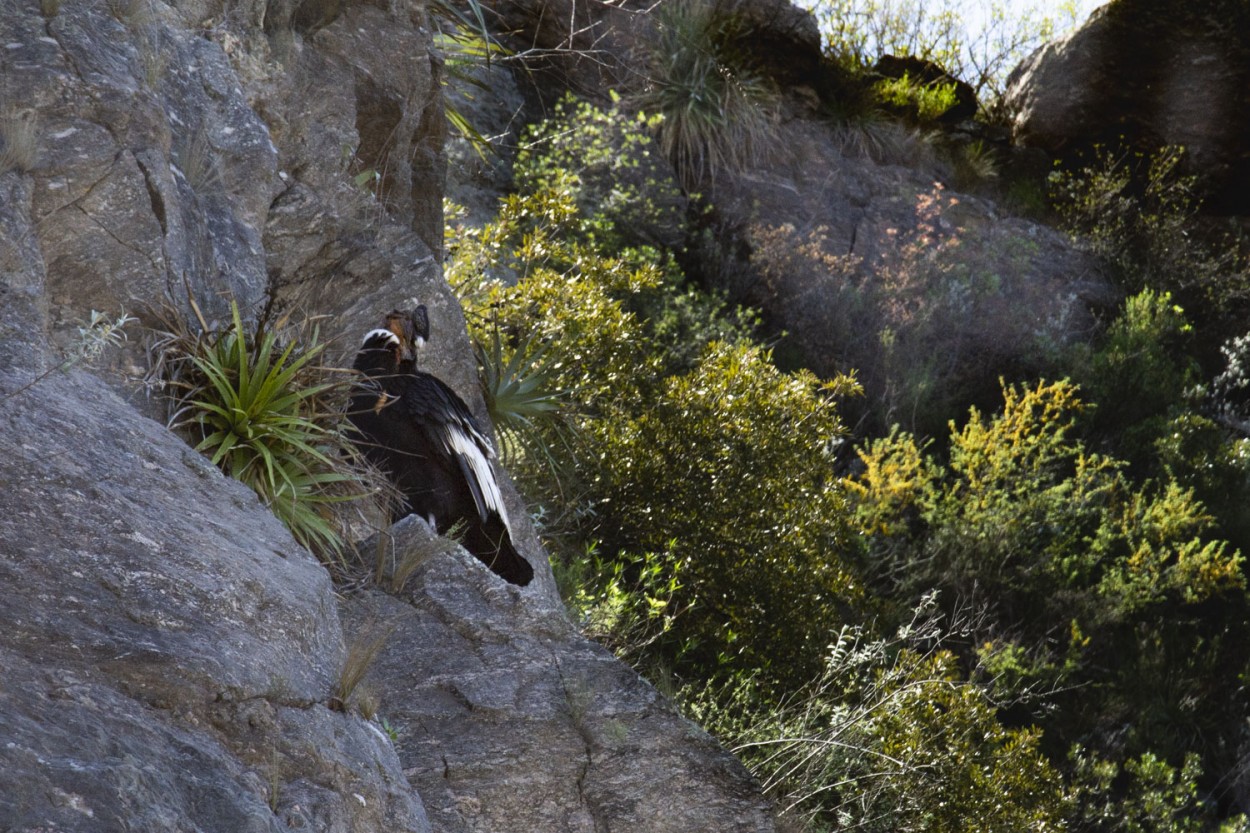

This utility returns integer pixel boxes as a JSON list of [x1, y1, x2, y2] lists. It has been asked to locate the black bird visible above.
[[348, 308, 533, 586]]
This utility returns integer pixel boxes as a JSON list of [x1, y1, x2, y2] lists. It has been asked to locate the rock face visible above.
[[345, 519, 774, 833], [474, 0, 1114, 435], [9, 0, 275, 344], [711, 119, 1112, 434], [1004, 0, 1250, 215], [0, 370, 429, 832], [0, 0, 777, 829]]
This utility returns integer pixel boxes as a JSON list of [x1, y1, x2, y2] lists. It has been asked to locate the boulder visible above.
[[1004, 0, 1250, 215], [343, 519, 775, 833], [708, 118, 1114, 435], [0, 369, 428, 833]]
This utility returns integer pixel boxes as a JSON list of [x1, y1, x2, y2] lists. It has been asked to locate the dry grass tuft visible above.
[[0, 111, 40, 174], [175, 127, 221, 192], [109, 0, 157, 26], [331, 627, 393, 713], [832, 113, 939, 170], [137, 26, 170, 89]]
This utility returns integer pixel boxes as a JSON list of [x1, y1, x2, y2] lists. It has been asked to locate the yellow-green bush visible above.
[[452, 174, 859, 683], [850, 379, 1246, 769], [589, 341, 861, 680], [686, 602, 1070, 832], [852, 380, 1242, 618], [873, 72, 959, 124]]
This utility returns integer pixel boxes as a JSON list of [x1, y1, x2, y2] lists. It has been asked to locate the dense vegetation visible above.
[[441, 1, 1250, 830]]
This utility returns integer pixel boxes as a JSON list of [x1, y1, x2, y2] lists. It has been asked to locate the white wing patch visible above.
[[440, 424, 511, 528]]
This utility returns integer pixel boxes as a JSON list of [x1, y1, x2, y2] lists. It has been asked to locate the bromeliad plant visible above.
[[476, 327, 570, 469], [632, 0, 781, 187], [151, 299, 378, 563]]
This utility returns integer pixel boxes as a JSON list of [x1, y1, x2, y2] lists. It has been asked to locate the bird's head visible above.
[[383, 306, 430, 364]]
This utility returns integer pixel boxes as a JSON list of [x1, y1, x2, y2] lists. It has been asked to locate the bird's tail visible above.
[[465, 519, 533, 586]]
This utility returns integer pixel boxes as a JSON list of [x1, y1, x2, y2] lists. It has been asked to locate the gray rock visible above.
[[20, 1, 277, 335], [1004, 0, 1250, 215], [0, 174, 50, 371], [0, 369, 428, 833], [708, 117, 1112, 434], [0, 1, 782, 829], [343, 518, 776, 833]]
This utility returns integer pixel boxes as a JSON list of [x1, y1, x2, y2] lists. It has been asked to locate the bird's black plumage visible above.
[[348, 311, 533, 586]]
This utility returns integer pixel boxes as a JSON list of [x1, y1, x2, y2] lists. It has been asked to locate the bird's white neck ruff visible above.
[[363, 328, 400, 347]]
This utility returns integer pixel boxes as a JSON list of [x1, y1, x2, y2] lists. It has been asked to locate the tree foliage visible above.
[[449, 83, 1250, 829], [800, 0, 1083, 100], [850, 379, 1247, 769], [451, 101, 860, 684], [1051, 145, 1250, 318]]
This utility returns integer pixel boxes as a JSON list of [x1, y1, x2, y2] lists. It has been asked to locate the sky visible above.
[[963, 0, 1106, 35], [796, 0, 1111, 92]]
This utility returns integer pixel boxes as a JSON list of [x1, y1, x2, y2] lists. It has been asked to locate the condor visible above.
[[349, 308, 533, 586]]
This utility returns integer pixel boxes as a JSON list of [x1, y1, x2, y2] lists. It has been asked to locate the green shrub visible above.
[[1071, 289, 1198, 465], [513, 93, 687, 251], [873, 72, 959, 124], [154, 301, 371, 562], [589, 341, 861, 682], [1050, 145, 1250, 317], [686, 599, 1069, 832], [1154, 413, 1250, 557], [1070, 748, 1250, 833], [556, 543, 687, 670]]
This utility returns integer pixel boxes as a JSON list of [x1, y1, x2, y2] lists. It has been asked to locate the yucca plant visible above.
[[430, 0, 506, 157], [152, 299, 378, 564], [476, 328, 571, 472], [632, 0, 781, 187]]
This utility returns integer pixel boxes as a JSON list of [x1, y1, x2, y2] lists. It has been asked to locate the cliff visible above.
[[0, 1, 772, 830]]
